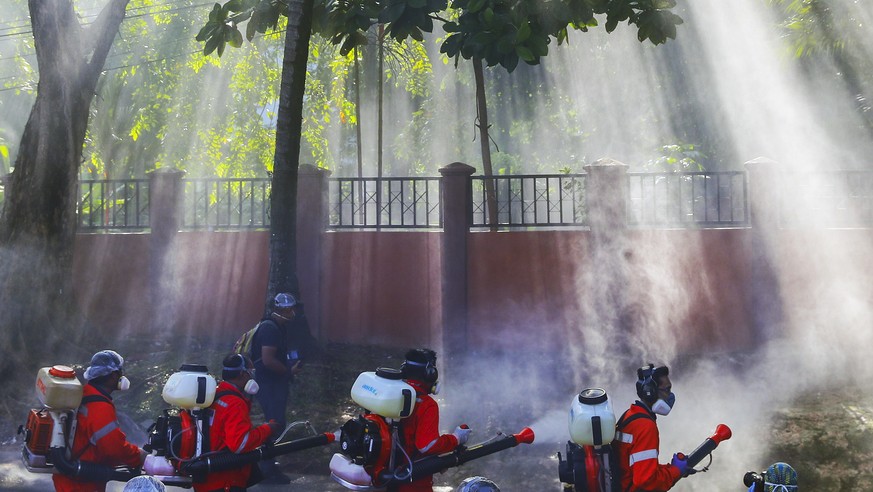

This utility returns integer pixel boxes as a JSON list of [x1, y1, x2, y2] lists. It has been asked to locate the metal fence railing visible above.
[[78, 179, 150, 230], [471, 174, 588, 228], [182, 178, 271, 230], [779, 170, 873, 227], [627, 171, 748, 227], [328, 177, 442, 229], [20, 169, 873, 233]]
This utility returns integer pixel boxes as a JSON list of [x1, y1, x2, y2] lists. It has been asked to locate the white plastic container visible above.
[[162, 364, 217, 409], [350, 368, 416, 419], [568, 388, 616, 446], [35, 366, 83, 410]]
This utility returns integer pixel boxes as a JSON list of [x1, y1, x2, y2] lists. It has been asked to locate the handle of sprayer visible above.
[[679, 424, 732, 469]]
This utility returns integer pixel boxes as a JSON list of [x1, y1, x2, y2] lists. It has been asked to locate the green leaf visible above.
[[468, 0, 487, 12], [516, 21, 531, 42], [380, 3, 406, 23], [204, 34, 221, 56], [227, 26, 244, 47], [516, 45, 535, 62], [246, 12, 258, 40]]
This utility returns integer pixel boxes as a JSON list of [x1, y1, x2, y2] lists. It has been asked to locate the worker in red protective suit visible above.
[[392, 348, 471, 492], [616, 364, 689, 492], [193, 354, 280, 492], [53, 350, 147, 492]]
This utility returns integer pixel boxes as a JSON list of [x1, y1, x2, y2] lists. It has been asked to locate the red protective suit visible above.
[[395, 380, 459, 492], [52, 384, 143, 492], [616, 402, 681, 492], [193, 381, 273, 492]]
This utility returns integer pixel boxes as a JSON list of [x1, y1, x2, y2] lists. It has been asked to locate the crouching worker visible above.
[[744, 462, 798, 492], [194, 354, 281, 492], [393, 348, 472, 492], [53, 350, 147, 492]]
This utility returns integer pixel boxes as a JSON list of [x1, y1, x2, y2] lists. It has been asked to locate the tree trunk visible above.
[[473, 57, 498, 231], [376, 24, 385, 230], [354, 46, 364, 224], [0, 0, 130, 376], [266, 0, 314, 312]]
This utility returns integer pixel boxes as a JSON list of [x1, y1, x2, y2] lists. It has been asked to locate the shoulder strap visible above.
[[617, 412, 654, 430], [80, 394, 111, 406], [70, 393, 113, 460], [616, 406, 655, 435], [214, 389, 244, 401]]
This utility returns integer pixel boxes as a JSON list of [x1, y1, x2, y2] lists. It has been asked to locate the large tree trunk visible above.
[[266, 0, 314, 310], [0, 0, 130, 376]]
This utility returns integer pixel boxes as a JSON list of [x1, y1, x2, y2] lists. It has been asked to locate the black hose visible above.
[[181, 433, 335, 477], [386, 433, 525, 484], [49, 447, 140, 483]]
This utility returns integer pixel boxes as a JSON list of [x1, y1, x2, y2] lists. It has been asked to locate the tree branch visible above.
[[84, 0, 131, 87]]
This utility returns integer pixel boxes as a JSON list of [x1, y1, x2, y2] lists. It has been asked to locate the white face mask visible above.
[[117, 376, 130, 391], [651, 393, 676, 416], [244, 378, 260, 395]]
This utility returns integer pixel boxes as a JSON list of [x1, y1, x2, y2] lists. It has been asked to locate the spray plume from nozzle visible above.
[[681, 423, 732, 469], [385, 427, 535, 485]]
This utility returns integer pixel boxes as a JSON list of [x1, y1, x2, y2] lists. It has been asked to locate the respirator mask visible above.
[[117, 376, 131, 391], [651, 392, 675, 416], [244, 379, 260, 395]]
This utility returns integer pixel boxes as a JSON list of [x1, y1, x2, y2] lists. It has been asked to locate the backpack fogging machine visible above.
[[19, 365, 142, 483], [142, 364, 336, 486], [329, 367, 535, 490], [557, 388, 732, 491]]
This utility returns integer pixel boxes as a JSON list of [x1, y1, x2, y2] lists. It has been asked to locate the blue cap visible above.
[[83, 350, 124, 381], [274, 293, 298, 308]]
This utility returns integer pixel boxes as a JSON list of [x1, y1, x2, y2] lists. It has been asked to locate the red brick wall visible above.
[[71, 228, 873, 355]]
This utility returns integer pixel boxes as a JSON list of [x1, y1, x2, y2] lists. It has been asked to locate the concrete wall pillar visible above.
[[584, 158, 629, 233], [297, 164, 330, 340], [743, 157, 784, 339], [148, 167, 186, 239], [147, 167, 186, 328], [439, 162, 475, 363], [745, 157, 782, 229]]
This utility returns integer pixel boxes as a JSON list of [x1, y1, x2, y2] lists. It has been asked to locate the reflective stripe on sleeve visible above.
[[617, 431, 633, 444], [629, 449, 659, 466], [235, 432, 250, 453], [89, 421, 119, 446], [419, 438, 439, 453]]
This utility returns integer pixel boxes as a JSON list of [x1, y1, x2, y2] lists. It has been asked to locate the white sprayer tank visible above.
[[350, 368, 415, 419], [569, 388, 616, 446], [162, 364, 217, 410], [36, 365, 83, 410]]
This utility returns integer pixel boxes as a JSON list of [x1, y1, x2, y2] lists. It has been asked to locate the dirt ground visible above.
[[1, 338, 872, 491]]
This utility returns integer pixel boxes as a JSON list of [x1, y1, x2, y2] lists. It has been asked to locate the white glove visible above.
[[453, 425, 472, 446], [143, 454, 175, 475]]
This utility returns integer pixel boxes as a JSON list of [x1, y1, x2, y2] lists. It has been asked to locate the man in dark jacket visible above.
[[250, 292, 316, 483]]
